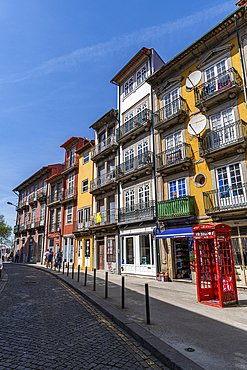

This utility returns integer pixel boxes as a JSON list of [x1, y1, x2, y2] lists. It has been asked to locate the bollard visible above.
[[84, 266, 87, 286], [93, 268, 96, 291], [77, 265, 80, 282], [105, 271, 108, 299], [145, 283, 150, 325], [122, 276, 125, 309], [67, 263, 69, 277], [62, 261, 64, 274], [72, 263, 74, 279]]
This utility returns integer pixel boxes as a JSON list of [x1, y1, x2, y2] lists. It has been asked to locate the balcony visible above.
[[91, 209, 117, 229], [156, 143, 192, 176], [194, 68, 241, 110], [116, 109, 152, 144], [73, 220, 91, 234], [17, 199, 28, 210], [116, 151, 153, 182], [62, 156, 79, 174], [29, 192, 37, 205], [199, 120, 247, 160], [49, 222, 61, 233], [153, 97, 188, 132], [158, 196, 195, 220], [37, 188, 47, 201], [118, 201, 155, 224], [203, 184, 247, 216], [35, 217, 45, 229], [91, 134, 118, 161], [14, 225, 20, 233], [47, 191, 63, 205], [90, 171, 116, 194], [60, 187, 78, 203], [19, 224, 27, 233]]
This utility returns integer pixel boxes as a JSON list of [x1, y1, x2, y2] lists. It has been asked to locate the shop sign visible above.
[[195, 231, 213, 237]]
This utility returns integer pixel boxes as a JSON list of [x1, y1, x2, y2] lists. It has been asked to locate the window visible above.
[[50, 210, 55, 232], [58, 182, 63, 200], [49, 238, 54, 252], [78, 209, 83, 225], [19, 213, 22, 225], [51, 185, 56, 202], [83, 151, 89, 164], [64, 238, 67, 262], [126, 237, 134, 264], [124, 148, 134, 171], [138, 184, 150, 207], [34, 184, 38, 200], [66, 205, 73, 224], [82, 179, 88, 193], [68, 173, 74, 197], [70, 238, 74, 262], [68, 148, 75, 167], [26, 189, 30, 204], [140, 235, 153, 265], [136, 65, 147, 85], [124, 76, 134, 96], [210, 108, 235, 147], [84, 208, 91, 228], [57, 208, 61, 229], [165, 131, 183, 163], [205, 59, 226, 82], [24, 212, 28, 227], [125, 188, 135, 211], [107, 238, 116, 262], [40, 205, 45, 226], [31, 208, 36, 228], [216, 163, 245, 208], [163, 89, 179, 119], [137, 140, 149, 166], [204, 59, 228, 94], [169, 178, 186, 199]]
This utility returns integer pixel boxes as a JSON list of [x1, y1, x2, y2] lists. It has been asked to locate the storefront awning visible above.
[[156, 227, 193, 239]]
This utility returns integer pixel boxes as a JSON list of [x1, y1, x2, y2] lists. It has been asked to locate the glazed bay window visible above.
[[136, 65, 147, 85], [140, 235, 153, 265], [66, 204, 73, 224], [169, 178, 186, 199], [82, 179, 88, 193], [124, 76, 133, 96]]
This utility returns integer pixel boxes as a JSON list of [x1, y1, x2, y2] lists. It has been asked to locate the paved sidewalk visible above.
[[21, 264, 247, 370]]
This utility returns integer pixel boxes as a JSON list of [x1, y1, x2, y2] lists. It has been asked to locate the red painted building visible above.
[[45, 137, 90, 264], [13, 165, 62, 263]]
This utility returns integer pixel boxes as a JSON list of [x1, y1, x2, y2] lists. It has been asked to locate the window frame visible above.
[[82, 179, 88, 193], [83, 150, 90, 164], [66, 204, 73, 224]]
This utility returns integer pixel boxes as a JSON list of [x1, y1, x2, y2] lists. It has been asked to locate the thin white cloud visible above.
[[0, 1, 234, 84]]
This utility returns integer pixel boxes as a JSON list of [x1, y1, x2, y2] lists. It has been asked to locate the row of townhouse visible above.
[[13, 5, 247, 285]]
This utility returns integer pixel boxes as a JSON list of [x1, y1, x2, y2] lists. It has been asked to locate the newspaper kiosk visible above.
[[192, 223, 238, 308]]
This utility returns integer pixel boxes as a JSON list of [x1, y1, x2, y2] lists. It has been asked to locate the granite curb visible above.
[[24, 264, 204, 370]]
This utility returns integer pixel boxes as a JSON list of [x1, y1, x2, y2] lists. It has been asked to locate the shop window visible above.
[[126, 237, 134, 264], [140, 235, 151, 265]]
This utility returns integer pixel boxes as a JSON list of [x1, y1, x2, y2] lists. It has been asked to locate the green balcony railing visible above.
[[156, 143, 192, 170], [203, 184, 247, 213], [158, 196, 195, 219], [116, 151, 153, 179], [118, 201, 156, 222], [153, 97, 188, 128], [116, 108, 152, 141], [199, 120, 247, 156], [194, 68, 241, 105]]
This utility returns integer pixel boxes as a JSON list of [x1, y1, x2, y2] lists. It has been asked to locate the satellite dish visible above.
[[186, 71, 202, 91], [188, 115, 206, 137]]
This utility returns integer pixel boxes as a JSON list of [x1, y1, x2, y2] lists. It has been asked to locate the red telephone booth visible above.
[[192, 223, 238, 308]]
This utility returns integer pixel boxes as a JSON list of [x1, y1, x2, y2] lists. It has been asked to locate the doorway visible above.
[[98, 240, 104, 270]]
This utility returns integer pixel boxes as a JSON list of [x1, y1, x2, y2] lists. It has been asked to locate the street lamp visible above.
[[7, 201, 17, 208]]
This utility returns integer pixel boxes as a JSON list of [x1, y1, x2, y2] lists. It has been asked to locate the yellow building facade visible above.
[[74, 140, 94, 270], [147, 6, 247, 284]]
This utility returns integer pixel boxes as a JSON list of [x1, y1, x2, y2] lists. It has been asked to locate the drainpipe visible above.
[[234, 13, 247, 110], [144, 50, 161, 273]]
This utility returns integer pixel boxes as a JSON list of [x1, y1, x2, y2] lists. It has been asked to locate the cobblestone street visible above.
[[0, 264, 168, 370]]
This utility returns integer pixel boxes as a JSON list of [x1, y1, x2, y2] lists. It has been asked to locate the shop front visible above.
[[156, 227, 195, 281], [121, 226, 157, 277]]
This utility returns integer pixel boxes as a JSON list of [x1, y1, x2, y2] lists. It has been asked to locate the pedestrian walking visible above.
[[56, 249, 63, 270], [15, 250, 20, 263], [45, 249, 50, 266], [47, 250, 53, 269]]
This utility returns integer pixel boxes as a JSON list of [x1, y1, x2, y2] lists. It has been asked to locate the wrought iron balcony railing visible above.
[[153, 97, 188, 128], [37, 188, 47, 200], [203, 184, 247, 213], [116, 108, 152, 141], [62, 156, 79, 172], [91, 134, 117, 159], [156, 143, 192, 170], [199, 120, 247, 156], [73, 220, 91, 232], [62, 187, 78, 201], [194, 68, 241, 105], [92, 208, 117, 227], [47, 191, 63, 204], [116, 151, 153, 179], [29, 192, 37, 204], [118, 201, 155, 222], [90, 171, 116, 192], [158, 196, 195, 219]]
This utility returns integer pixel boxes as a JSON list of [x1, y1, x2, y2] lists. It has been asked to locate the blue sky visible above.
[[0, 0, 236, 230]]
